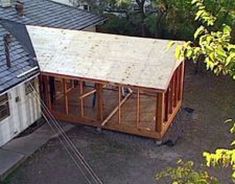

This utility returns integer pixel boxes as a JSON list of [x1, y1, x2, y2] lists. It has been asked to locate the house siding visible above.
[[0, 76, 41, 146]]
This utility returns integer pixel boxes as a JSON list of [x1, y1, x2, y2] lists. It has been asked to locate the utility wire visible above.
[[29, 82, 103, 184], [41, 110, 93, 184], [18, 70, 103, 184]]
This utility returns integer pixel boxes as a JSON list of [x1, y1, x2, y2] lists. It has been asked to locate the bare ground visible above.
[[2, 62, 235, 184]]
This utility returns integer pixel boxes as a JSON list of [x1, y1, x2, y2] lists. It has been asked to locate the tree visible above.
[[174, 0, 235, 79], [156, 160, 219, 184], [147, 0, 235, 40], [157, 0, 235, 183], [71, 0, 234, 40], [203, 119, 235, 181]]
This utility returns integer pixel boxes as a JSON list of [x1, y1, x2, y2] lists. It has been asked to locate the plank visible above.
[[101, 91, 133, 126], [96, 84, 104, 121], [63, 78, 69, 115], [79, 81, 84, 117], [156, 93, 164, 132], [136, 88, 140, 128]]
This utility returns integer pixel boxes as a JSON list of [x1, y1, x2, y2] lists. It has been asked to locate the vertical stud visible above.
[[156, 93, 164, 132], [136, 88, 140, 128], [63, 78, 69, 115]]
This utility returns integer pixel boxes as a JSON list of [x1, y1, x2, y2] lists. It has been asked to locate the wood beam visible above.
[[39, 75, 44, 102], [96, 84, 104, 121], [79, 81, 84, 117], [173, 73, 177, 107], [178, 64, 183, 101], [175, 67, 180, 105], [80, 89, 96, 99], [156, 93, 164, 132], [169, 80, 173, 114], [63, 78, 69, 115], [40, 71, 164, 94], [101, 91, 133, 127], [179, 62, 185, 101], [46, 76, 52, 110], [160, 100, 182, 138], [136, 88, 140, 128], [118, 86, 121, 124], [164, 89, 169, 122]]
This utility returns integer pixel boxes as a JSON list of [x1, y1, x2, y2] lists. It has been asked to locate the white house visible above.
[[0, 77, 41, 146], [0, 0, 105, 147]]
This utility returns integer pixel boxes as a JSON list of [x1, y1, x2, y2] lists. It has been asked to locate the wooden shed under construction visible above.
[[27, 25, 185, 140]]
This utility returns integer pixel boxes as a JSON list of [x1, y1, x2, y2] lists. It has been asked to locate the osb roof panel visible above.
[[27, 25, 183, 91]]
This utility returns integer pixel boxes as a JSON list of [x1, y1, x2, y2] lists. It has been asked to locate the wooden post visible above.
[[175, 67, 180, 106], [79, 81, 84, 117], [173, 73, 177, 107], [164, 89, 169, 122], [118, 86, 121, 124], [179, 62, 185, 101], [169, 80, 173, 114], [63, 78, 69, 115], [178, 64, 183, 101], [136, 88, 140, 128], [96, 83, 104, 121], [156, 93, 164, 132], [39, 75, 44, 102], [46, 76, 52, 110]]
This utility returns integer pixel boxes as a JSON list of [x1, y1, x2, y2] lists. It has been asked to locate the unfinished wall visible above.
[[0, 77, 41, 146]]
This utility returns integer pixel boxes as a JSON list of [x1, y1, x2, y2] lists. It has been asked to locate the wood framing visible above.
[[96, 84, 104, 121], [79, 81, 84, 117], [101, 90, 133, 127], [136, 88, 140, 129], [39, 61, 185, 140], [156, 93, 164, 132], [63, 79, 69, 115]]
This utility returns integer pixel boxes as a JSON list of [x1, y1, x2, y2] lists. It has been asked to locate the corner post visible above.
[[156, 92, 164, 133], [63, 78, 69, 115], [96, 83, 104, 122]]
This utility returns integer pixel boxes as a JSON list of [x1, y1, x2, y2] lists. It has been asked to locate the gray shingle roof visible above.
[[0, 0, 105, 29], [0, 21, 39, 94], [0, 0, 105, 94]]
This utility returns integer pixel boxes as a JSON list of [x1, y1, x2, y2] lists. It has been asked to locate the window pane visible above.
[[0, 94, 8, 103], [0, 94, 10, 121]]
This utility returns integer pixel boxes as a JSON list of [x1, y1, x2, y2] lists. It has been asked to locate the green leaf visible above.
[[228, 44, 235, 51], [231, 140, 235, 146], [167, 41, 176, 50], [195, 10, 204, 20], [216, 48, 227, 58], [206, 35, 212, 43], [186, 49, 193, 58], [191, 0, 200, 5], [194, 26, 205, 39], [175, 45, 182, 60], [225, 119, 233, 124], [223, 25, 232, 35], [232, 172, 235, 179], [226, 54, 235, 66]]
